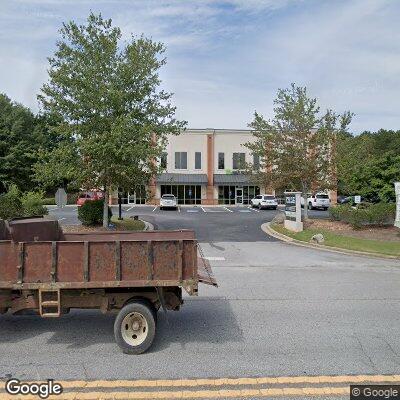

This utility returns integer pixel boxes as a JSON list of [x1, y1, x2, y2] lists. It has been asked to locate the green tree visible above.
[[35, 13, 185, 227], [0, 94, 38, 192], [337, 129, 400, 201], [246, 84, 352, 219]]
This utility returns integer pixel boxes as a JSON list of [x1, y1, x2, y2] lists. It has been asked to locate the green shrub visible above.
[[21, 191, 49, 217], [329, 202, 396, 229], [0, 185, 23, 220], [78, 200, 112, 226], [346, 208, 369, 229], [43, 197, 56, 205], [366, 203, 396, 225], [329, 204, 351, 221]]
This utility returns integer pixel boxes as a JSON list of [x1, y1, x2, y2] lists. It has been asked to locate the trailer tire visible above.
[[114, 300, 156, 355]]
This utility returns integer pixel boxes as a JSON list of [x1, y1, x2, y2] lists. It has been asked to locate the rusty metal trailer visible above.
[[0, 217, 217, 354]]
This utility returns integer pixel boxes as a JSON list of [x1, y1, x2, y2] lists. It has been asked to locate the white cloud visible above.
[[0, 0, 399, 132]]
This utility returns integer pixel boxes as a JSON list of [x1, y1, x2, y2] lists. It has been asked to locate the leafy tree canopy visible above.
[[337, 129, 400, 202], [246, 83, 352, 218], [35, 13, 186, 226]]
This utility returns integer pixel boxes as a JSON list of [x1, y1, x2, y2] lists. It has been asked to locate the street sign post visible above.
[[284, 191, 303, 232], [55, 188, 67, 208], [395, 182, 400, 229]]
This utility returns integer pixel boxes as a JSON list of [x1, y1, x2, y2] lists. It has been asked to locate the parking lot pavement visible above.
[[46, 205, 330, 241], [200, 206, 232, 213]]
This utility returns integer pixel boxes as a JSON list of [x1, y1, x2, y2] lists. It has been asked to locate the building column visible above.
[[203, 133, 217, 205]]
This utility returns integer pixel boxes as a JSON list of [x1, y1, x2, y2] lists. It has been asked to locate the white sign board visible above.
[[354, 195, 361, 204], [55, 188, 67, 208], [284, 191, 303, 232], [395, 182, 400, 228]]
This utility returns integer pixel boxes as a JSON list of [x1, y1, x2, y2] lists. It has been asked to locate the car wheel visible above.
[[160, 206, 163, 210], [273, 206, 277, 210]]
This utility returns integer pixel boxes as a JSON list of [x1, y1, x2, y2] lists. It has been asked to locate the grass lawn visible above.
[[271, 224, 400, 257], [111, 216, 145, 231]]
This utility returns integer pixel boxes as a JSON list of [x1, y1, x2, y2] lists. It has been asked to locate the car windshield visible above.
[[162, 195, 175, 199], [316, 194, 329, 199]]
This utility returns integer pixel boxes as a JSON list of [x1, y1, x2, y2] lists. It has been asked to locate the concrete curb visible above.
[[262, 222, 400, 261], [142, 220, 154, 231]]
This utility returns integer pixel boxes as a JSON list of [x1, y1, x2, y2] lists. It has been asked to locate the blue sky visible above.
[[1, 0, 399, 133]]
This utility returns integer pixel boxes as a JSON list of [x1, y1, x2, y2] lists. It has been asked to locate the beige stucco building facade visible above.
[[115, 128, 266, 205], [112, 128, 337, 205]]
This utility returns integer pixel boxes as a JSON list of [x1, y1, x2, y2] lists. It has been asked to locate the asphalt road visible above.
[[1, 206, 399, 400]]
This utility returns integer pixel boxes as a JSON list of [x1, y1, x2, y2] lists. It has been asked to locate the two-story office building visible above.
[[117, 128, 267, 205]]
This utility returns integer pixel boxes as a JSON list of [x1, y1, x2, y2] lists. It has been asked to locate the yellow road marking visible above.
[[0, 386, 351, 399], [1, 374, 397, 390]]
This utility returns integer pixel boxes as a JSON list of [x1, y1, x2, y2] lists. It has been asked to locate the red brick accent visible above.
[[205, 134, 215, 204]]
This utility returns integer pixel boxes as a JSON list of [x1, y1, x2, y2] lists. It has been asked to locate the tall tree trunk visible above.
[[302, 184, 309, 221], [103, 189, 109, 228]]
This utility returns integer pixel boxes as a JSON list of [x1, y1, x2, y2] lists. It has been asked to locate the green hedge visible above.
[[0, 185, 23, 220], [78, 200, 112, 226], [329, 203, 396, 229], [43, 197, 56, 205], [21, 192, 49, 217], [0, 185, 48, 220]]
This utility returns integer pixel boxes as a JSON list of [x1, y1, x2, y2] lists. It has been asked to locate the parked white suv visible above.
[[160, 194, 177, 210], [301, 193, 330, 210], [251, 194, 278, 210]]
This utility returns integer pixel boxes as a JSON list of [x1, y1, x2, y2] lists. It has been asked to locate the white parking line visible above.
[[127, 206, 134, 211], [58, 218, 66, 221], [223, 207, 233, 212], [203, 256, 226, 261], [178, 206, 181, 213], [249, 207, 260, 212], [200, 206, 207, 213], [187, 209, 199, 213], [152, 206, 157, 212]]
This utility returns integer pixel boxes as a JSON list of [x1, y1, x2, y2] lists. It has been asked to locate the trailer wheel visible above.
[[114, 300, 156, 354]]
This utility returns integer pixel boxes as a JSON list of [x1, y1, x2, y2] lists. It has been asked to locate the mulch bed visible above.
[[62, 225, 110, 233], [306, 219, 400, 242]]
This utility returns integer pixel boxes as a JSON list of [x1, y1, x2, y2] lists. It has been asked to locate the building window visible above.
[[218, 185, 260, 205], [233, 153, 245, 170], [160, 152, 167, 169], [161, 185, 201, 205], [175, 152, 187, 169], [195, 152, 201, 170], [218, 152, 225, 170], [253, 154, 260, 170]]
